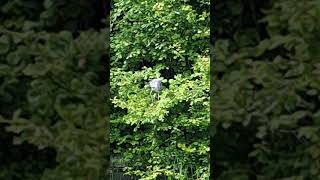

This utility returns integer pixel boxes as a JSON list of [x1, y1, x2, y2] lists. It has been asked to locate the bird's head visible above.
[[149, 78, 162, 92]]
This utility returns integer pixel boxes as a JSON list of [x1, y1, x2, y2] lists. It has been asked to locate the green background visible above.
[[0, 0, 319, 179], [213, 0, 320, 179], [0, 0, 109, 179]]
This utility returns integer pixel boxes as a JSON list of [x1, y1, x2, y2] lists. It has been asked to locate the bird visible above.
[[149, 79, 162, 101]]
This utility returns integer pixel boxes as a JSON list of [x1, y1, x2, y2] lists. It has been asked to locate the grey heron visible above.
[[149, 79, 162, 101]]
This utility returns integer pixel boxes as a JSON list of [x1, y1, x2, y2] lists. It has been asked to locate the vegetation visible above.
[[110, 0, 210, 179], [0, 1, 108, 179], [213, 0, 320, 179], [2, 0, 319, 179]]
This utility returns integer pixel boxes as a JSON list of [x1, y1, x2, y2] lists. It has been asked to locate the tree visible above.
[[111, 0, 210, 179]]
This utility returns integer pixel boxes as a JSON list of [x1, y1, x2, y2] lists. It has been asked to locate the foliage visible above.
[[0, 0, 108, 179], [0, 0, 106, 32], [214, 0, 320, 179], [111, 0, 209, 179], [111, 0, 209, 71]]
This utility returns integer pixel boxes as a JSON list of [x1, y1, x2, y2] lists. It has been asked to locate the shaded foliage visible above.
[[0, 0, 109, 179], [213, 0, 320, 179]]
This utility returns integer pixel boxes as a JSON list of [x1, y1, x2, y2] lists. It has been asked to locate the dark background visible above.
[[212, 0, 320, 179], [0, 0, 110, 179]]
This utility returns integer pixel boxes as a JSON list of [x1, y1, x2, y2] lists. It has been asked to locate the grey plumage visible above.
[[149, 79, 162, 92], [149, 79, 162, 101]]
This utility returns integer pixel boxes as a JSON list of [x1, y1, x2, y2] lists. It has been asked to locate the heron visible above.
[[149, 78, 162, 101]]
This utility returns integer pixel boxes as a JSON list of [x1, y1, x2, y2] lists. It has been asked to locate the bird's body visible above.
[[149, 79, 162, 92], [149, 79, 162, 101]]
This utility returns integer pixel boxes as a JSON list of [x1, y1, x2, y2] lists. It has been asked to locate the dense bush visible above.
[[111, 0, 209, 179], [0, 0, 108, 179], [214, 0, 320, 179]]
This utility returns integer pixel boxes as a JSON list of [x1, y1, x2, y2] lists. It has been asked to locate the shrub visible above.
[[111, 0, 210, 179]]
